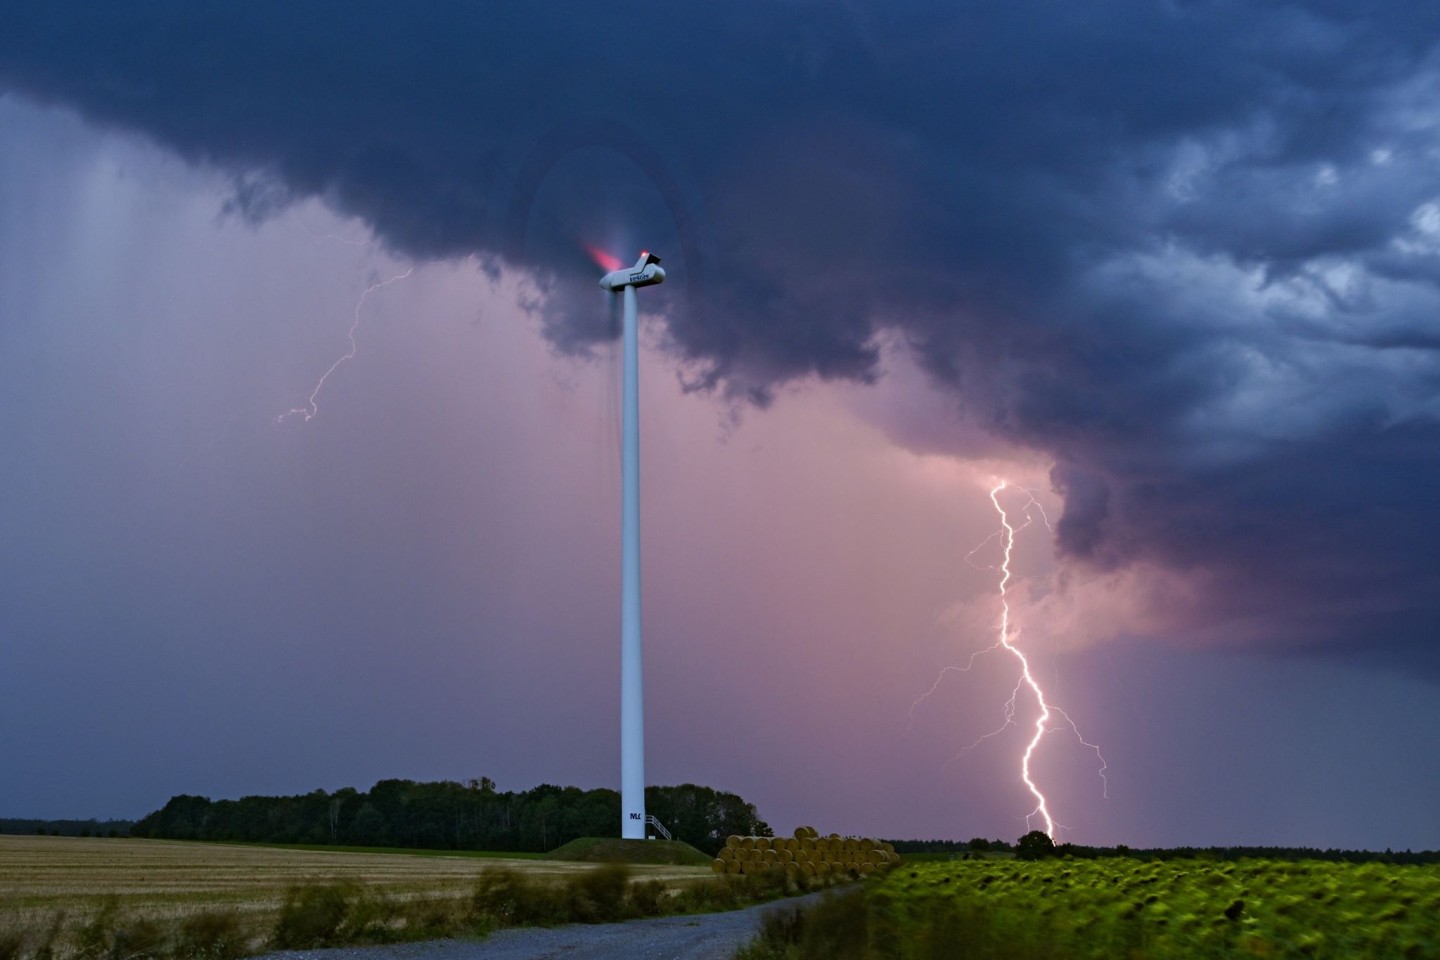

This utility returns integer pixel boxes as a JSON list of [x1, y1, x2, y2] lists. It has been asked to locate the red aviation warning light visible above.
[[600, 251, 666, 291]]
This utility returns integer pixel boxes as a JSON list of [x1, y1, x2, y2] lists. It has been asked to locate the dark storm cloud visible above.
[[4, 0, 1440, 673]]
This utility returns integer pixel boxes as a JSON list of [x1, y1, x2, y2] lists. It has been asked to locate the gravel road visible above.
[[252, 891, 833, 960]]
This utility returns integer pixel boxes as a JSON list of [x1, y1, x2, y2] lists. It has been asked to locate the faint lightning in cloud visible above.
[[277, 267, 415, 423], [912, 480, 1107, 839]]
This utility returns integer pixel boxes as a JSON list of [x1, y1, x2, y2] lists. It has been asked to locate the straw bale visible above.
[[815, 861, 831, 877], [741, 836, 756, 850], [800, 861, 816, 877], [793, 826, 811, 840], [861, 837, 877, 849], [717, 847, 735, 861], [799, 838, 815, 853], [756, 837, 772, 851], [881, 842, 896, 855], [859, 862, 875, 875], [712, 859, 727, 873], [763, 849, 780, 863], [725, 859, 742, 874], [726, 835, 743, 850], [784, 861, 800, 877]]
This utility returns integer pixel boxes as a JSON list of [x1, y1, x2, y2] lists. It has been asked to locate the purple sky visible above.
[[2, 2, 1439, 850]]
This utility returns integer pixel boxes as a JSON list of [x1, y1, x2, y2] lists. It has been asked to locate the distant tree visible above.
[[1016, 830, 1056, 861], [968, 837, 991, 852]]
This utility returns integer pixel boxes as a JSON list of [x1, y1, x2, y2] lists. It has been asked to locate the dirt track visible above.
[[254, 890, 830, 960]]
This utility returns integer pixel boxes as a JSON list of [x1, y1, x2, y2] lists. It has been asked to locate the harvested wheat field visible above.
[[0, 834, 712, 955]]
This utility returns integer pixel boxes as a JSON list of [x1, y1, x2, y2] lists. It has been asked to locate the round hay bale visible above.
[[881, 842, 896, 856], [800, 861, 817, 877], [859, 862, 875, 876], [763, 849, 780, 863], [778, 849, 794, 863], [741, 836, 756, 851], [725, 836, 743, 850], [793, 826, 813, 840], [712, 859, 727, 873], [799, 837, 816, 853], [844, 861, 861, 875], [784, 861, 800, 877], [717, 846, 735, 861], [725, 858, 743, 874], [861, 837, 877, 850], [756, 837, 772, 851], [793, 849, 811, 863], [828, 833, 841, 840], [815, 860, 831, 877]]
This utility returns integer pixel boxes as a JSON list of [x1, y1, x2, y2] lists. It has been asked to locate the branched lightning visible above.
[[911, 480, 1107, 840], [276, 267, 415, 423]]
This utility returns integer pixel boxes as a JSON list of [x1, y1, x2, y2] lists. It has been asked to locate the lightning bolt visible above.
[[276, 267, 415, 423], [912, 480, 1107, 840]]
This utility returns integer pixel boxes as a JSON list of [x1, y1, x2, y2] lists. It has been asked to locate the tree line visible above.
[[129, 779, 770, 855], [0, 818, 135, 837]]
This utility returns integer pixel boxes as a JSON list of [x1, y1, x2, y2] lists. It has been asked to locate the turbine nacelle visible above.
[[600, 251, 665, 290]]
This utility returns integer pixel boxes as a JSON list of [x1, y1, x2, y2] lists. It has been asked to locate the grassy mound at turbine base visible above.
[[544, 837, 711, 866]]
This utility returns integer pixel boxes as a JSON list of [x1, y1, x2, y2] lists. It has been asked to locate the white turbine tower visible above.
[[600, 250, 666, 839]]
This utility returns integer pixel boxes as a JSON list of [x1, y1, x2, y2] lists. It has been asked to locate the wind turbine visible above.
[[599, 251, 665, 839]]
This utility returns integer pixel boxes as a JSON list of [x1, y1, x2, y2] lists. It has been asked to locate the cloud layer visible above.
[[3, 0, 1439, 673]]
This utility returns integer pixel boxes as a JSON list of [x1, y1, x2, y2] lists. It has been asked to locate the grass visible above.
[[0, 834, 720, 958], [544, 837, 712, 866]]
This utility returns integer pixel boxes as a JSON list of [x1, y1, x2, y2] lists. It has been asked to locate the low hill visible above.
[[544, 837, 711, 866]]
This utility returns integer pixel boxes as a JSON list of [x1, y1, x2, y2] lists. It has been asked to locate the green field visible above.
[[741, 856, 1440, 959]]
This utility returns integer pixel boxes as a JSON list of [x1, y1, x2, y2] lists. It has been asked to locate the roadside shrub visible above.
[[396, 896, 463, 941], [628, 878, 667, 917], [73, 899, 119, 959], [109, 917, 166, 960], [29, 911, 65, 960], [173, 910, 245, 959], [565, 863, 633, 923], [335, 889, 395, 944], [270, 884, 352, 949], [472, 869, 567, 927]]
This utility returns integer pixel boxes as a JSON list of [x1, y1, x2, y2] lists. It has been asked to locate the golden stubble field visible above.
[[0, 834, 711, 947]]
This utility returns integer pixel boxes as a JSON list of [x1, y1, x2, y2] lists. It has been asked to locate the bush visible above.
[[174, 910, 245, 960], [472, 869, 567, 927], [271, 884, 352, 949], [109, 917, 165, 959], [73, 899, 119, 959], [564, 863, 632, 923]]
